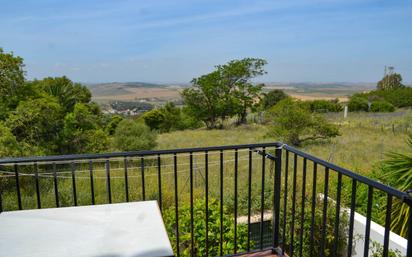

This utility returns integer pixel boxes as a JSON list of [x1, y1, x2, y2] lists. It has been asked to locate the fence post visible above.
[[272, 147, 282, 254]]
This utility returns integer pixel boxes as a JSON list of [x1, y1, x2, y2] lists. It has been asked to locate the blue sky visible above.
[[1, 0, 411, 83]]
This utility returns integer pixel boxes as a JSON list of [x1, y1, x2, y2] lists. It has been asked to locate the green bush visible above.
[[268, 98, 340, 146], [142, 108, 166, 131], [371, 241, 405, 257], [105, 115, 124, 135], [370, 101, 395, 112], [353, 87, 412, 108], [261, 89, 288, 109], [113, 119, 157, 151], [143, 102, 201, 132], [348, 97, 369, 112], [282, 196, 349, 257], [307, 99, 343, 113], [163, 198, 250, 257]]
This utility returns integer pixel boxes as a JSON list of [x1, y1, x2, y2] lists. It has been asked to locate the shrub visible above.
[[142, 108, 166, 131], [105, 115, 124, 135], [113, 119, 157, 151], [268, 98, 340, 146], [348, 97, 369, 112], [307, 99, 343, 113], [143, 102, 201, 132], [370, 100, 395, 112], [282, 196, 349, 257], [163, 198, 250, 257], [371, 241, 404, 257], [353, 87, 412, 108], [261, 89, 288, 109]]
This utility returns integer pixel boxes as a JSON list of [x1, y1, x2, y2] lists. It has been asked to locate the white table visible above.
[[0, 201, 174, 257]]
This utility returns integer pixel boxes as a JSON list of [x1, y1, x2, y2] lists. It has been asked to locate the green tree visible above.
[[0, 123, 30, 157], [182, 71, 229, 129], [32, 76, 91, 112], [142, 109, 167, 131], [113, 119, 157, 151], [61, 103, 108, 154], [182, 58, 267, 128], [0, 48, 25, 120], [377, 73, 405, 91], [5, 97, 64, 154], [216, 58, 267, 124], [268, 98, 340, 146], [105, 115, 124, 135], [143, 102, 200, 132], [261, 89, 288, 109]]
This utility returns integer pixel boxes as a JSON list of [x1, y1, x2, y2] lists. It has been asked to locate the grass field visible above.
[[158, 109, 412, 177]]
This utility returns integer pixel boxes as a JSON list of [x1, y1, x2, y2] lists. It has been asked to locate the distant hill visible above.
[[86, 82, 168, 96], [87, 81, 376, 103]]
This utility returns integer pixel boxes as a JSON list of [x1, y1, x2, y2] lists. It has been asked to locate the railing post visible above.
[[406, 190, 412, 257], [272, 147, 282, 254]]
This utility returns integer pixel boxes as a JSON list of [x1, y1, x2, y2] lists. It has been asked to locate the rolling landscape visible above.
[[2, 1, 412, 257], [88, 81, 376, 108]]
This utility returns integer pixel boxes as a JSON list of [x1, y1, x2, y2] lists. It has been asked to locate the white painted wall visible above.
[[351, 211, 407, 256]]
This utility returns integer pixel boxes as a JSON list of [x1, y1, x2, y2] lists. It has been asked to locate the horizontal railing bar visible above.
[[0, 142, 282, 164], [283, 144, 408, 200]]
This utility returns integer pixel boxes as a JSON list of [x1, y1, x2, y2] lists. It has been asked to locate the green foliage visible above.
[[377, 73, 405, 91], [105, 115, 124, 135], [0, 48, 26, 120], [370, 100, 395, 112], [32, 76, 91, 112], [261, 89, 288, 110], [378, 135, 412, 237], [143, 102, 201, 132], [142, 108, 166, 131], [282, 197, 349, 257], [0, 48, 113, 156], [182, 58, 266, 128], [371, 241, 405, 257], [5, 97, 64, 154], [351, 83, 412, 110], [268, 98, 340, 146], [163, 198, 250, 257], [113, 119, 157, 151], [0, 123, 31, 157], [61, 103, 108, 154], [348, 96, 369, 112], [307, 99, 343, 113], [367, 87, 412, 108]]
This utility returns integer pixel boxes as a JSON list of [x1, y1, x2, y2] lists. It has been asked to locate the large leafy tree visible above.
[[0, 48, 25, 119], [32, 76, 91, 112], [217, 58, 267, 124], [182, 58, 267, 128], [61, 103, 108, 154], [5, 97, 64, 154], [377, 73, 405, 91], [0, 48, 110, 156], [182, 71, 228, 129]]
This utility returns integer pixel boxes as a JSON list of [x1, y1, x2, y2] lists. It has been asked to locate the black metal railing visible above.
[[0, 142, 411, 257]]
